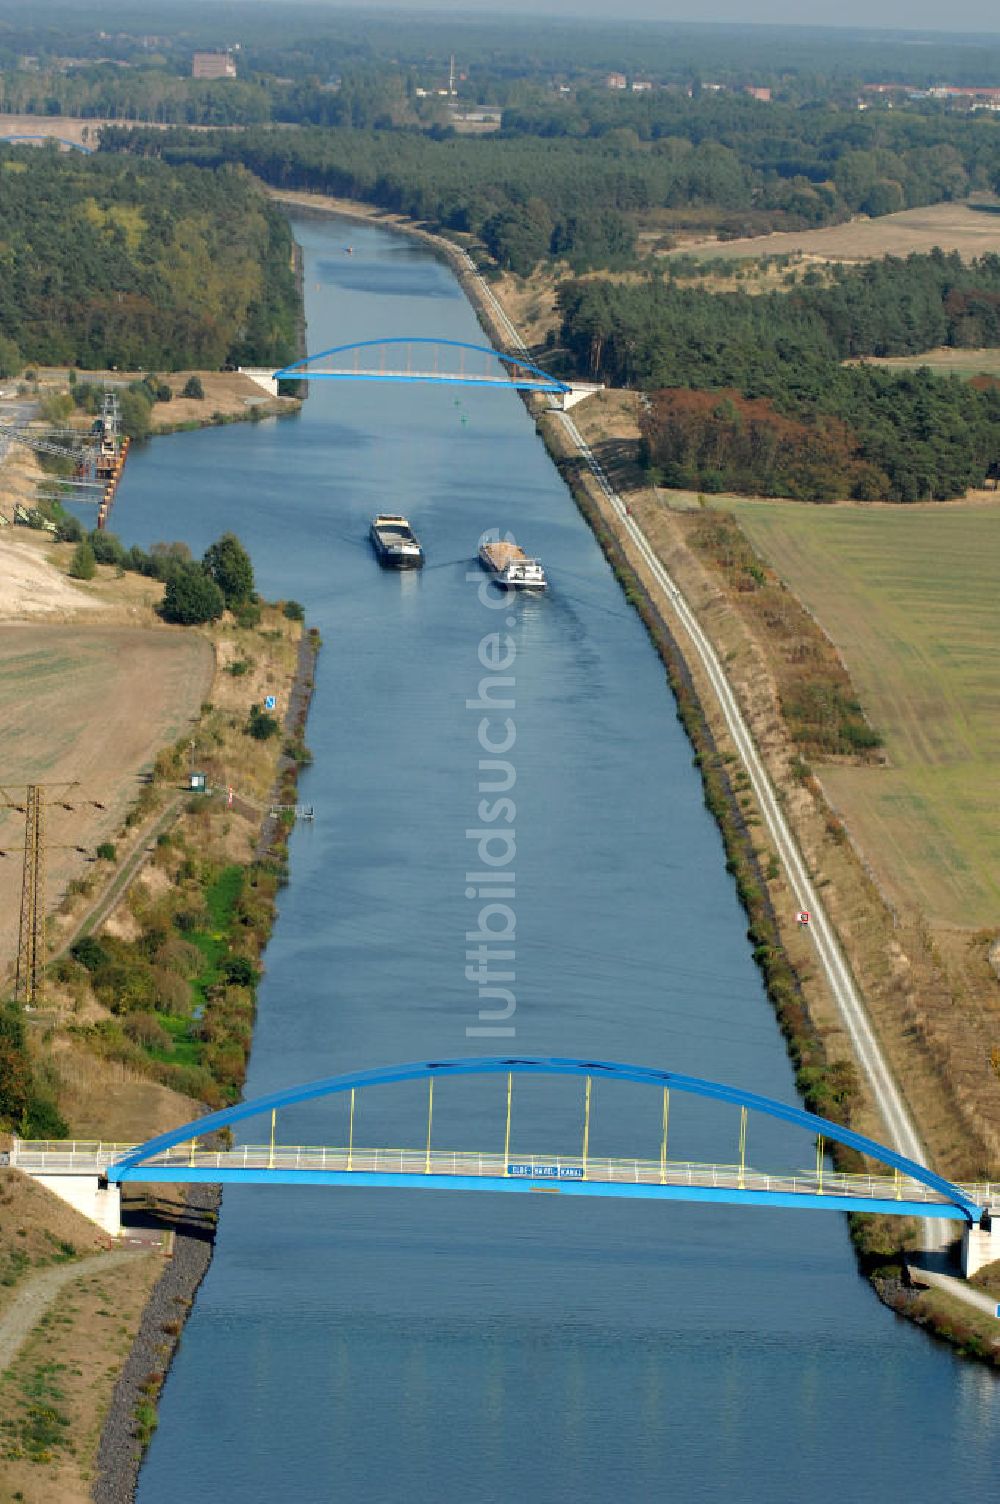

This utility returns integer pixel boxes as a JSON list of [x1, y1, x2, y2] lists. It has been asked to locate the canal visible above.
[[106, 214, 997, 1500]]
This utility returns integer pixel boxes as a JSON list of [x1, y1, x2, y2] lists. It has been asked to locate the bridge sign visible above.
[[507, 1163, 584, 1180]]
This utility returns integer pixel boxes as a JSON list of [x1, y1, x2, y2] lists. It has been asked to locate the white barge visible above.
[[478, 539, 547, 591]]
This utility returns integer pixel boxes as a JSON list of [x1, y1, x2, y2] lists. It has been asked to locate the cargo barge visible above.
[[370, 514, 424, 569], [478, 538, 547, 590]]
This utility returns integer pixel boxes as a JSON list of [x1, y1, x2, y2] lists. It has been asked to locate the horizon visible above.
[[11, 0, 1000, 40], [212, 0, 1000, 37]]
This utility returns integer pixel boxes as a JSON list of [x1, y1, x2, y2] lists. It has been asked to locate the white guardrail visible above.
[[7, 1140, 997, 1207]]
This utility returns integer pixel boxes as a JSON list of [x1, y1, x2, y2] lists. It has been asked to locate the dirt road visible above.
[[0, 1251, 142, 1373]]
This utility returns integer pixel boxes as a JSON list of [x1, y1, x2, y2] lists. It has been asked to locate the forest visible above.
[[553, 255, 1000, 500], [105, 104, 1000, 274], [0, 146, 299, 369]]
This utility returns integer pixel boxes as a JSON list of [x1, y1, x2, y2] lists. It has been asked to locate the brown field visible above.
[[668, 197, 1000, 264], [0, 533, 213, 983], [0, 113, 108, 147], [726, 498, 1000, 930]]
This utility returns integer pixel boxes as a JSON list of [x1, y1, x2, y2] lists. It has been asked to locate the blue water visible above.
[[103, 215, 999, 1501]]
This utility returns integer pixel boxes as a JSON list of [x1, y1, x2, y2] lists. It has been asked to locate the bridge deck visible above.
[[288, 369, 562, 390], [10, 1142, 997, 1217]]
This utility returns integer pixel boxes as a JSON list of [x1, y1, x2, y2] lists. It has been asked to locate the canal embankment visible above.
[[76, 623, 320, 1500], [0, 516, 323, 1492]]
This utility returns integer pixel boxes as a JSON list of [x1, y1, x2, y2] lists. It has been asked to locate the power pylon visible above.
[[1, 781, 101, 1008], [16, 784, 46, 1008]]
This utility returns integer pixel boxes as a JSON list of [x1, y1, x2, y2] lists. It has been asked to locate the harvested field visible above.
[[0, 536, 213, 982], [727, 498, 1000, 929], [669, 198, 1000, 264]]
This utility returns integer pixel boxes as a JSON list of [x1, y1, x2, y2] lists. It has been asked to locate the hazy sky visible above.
[[325, 0, 1000, 32]]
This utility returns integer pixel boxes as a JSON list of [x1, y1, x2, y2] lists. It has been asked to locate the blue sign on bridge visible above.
[[508, 1164, 584, 1180]]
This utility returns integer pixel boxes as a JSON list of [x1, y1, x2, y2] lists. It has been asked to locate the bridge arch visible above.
[[0, 134, 93, 153], [273, 337, 571, 394], [109, 1055, 981, 1222]]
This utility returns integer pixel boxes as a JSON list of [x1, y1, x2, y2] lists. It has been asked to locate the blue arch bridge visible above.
[[9, 1058, 998, 1273], [264, 338, 602, 410]]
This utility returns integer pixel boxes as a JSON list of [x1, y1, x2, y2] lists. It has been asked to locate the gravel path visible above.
[[0, 1250, 142, 1372]]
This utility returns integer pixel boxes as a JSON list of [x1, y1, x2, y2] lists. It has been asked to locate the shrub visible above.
[[282, 600, 305, 621], [68, 542, 96, 580], [0, 1003, 68, 1136], [120, 387, 153, 441], [152, 967, 193, 1014], [71, 935, 109, 971], [232, 600, 261, 629], [161, 564, 225, 625], [154, 937, 203, 978], [148, 541, 193, 580], [123, 1013, 172, 1051], [88, 530, 126, 567], [56, 515, 83, 543], [246, 705, 279, 741], [0, 334, 21, 378], [223, 955, 258, 988], [181, 375, 205, 399], [97, 960, 157, 1015], [95, 842, 117, 862]]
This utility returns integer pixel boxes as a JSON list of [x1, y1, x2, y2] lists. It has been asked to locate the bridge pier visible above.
[[961, 1211, 1000, 1278]]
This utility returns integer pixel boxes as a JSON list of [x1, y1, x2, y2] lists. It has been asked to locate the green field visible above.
[[727, 500, 1000, 928], [859, 347, 1000, 381]]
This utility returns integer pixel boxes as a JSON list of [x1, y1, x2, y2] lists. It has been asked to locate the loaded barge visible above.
[[479, 538, 547, 590]]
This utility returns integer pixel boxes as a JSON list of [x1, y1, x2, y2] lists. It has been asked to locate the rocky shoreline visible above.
[[93, 1187, 219, 1503]]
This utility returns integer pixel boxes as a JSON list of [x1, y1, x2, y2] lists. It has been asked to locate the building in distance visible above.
[[192, 52, 237, 81]]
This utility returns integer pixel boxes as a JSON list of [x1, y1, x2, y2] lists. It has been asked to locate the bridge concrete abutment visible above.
[[28, 1172, 122, 1238], [961, 1212, 1000, 1278], [239, 367, 279, 397], [558, 383, 604, 411]]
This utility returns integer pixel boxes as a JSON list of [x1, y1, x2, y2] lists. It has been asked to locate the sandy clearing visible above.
[[0, 536, 102, 618]]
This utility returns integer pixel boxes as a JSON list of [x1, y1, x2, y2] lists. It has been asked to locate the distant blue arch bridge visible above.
[[0, 133, 93, 153], [272, 339, 600, 409], [11, 1058, 992, 1229]]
